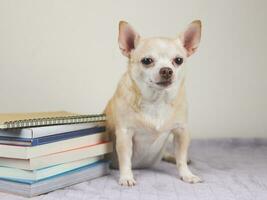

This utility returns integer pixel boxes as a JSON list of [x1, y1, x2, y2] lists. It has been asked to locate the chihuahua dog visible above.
[[105, 20, 202, 186]]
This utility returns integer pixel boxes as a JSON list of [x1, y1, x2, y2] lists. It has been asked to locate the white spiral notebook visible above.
[[0, 111, 106, 129]]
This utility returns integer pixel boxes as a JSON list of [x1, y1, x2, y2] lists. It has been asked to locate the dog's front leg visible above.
[[173, 127, 202, 183], [116, 128, 136, 186]]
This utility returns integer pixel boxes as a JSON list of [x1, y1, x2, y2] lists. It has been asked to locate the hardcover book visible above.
[[0, 132, 109, 159], [0, 156, 103, 181], [0, 141, 113, 170], [0, 161, 110, 197], [0, 126, 105, 146], [0, 121, 105, 138]]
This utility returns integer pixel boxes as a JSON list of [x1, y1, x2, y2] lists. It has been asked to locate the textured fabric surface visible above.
[[0, 138, 266, 200]]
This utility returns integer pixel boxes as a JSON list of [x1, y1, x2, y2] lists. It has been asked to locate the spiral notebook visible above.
[[0, 111, 106, 129]]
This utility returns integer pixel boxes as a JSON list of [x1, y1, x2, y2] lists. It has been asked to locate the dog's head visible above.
[[118, 21, 201, 90]]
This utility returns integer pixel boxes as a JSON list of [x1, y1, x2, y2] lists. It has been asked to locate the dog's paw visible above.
[[119, 177, 136, 187], [180, 174, 203, 184]]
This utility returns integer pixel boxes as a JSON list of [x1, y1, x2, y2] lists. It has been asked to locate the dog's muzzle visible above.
[[157, 67, 173, 87]]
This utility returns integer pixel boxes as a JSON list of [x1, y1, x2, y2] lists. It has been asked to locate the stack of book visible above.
[[0, 111, 112, 197]]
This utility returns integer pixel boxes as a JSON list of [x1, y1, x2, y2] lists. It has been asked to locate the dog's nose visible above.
[[159, 67, 173, 79]]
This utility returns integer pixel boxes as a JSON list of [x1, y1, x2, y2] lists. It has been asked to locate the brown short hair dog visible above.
[[105, 20, 202, 186]]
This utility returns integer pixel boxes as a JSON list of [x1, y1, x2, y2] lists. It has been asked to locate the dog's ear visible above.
[[118, 21, 140, 57], [179, 20, 202, 57]]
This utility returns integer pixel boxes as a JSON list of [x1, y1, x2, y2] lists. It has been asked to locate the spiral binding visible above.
[[4, 114, 106, 129]]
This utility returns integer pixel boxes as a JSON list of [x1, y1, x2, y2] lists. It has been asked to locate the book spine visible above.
[[31, 126, 106, 146], [0, 126, 106, 146]]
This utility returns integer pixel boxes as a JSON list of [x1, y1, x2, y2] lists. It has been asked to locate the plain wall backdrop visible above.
[[0, 0, 266, 138]]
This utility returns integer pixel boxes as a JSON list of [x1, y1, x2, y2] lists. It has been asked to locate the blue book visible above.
[[0, 126, 105, 146], [0, 156, 103, 182], [0, 161, 110, 197]]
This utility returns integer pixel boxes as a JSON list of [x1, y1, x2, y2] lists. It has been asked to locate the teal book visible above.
[[0, 156, 103, 181], [0, 161, 110, 197]]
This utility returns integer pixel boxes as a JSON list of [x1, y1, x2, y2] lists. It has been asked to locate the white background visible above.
[[0, 0, 266, 138]]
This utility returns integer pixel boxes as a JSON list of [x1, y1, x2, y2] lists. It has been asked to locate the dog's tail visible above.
[[162, 135, 191, 164], [162, 152, 176, 163], [162, 152, 191, 165]]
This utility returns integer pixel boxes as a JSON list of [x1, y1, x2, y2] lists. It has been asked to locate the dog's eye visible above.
[[141, 57, 154, 66], [174, 57, 183, 66]]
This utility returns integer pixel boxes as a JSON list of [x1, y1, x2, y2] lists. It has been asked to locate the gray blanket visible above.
[[1, 138, 266, 200]]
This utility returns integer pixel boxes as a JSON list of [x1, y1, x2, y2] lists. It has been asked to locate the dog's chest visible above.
[[138, 100, 173, 131], [130, 101, 174, 168]]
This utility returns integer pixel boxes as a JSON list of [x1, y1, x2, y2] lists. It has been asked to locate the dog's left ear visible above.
[[118, 21, 140, 57], [179, 20, 202, 57]]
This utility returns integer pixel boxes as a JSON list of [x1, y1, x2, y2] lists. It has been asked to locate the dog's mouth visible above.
[[156, 80, 172, 87]]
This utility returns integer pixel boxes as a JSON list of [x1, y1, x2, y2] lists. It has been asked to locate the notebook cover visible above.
[[0, 111, 75, 122]]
